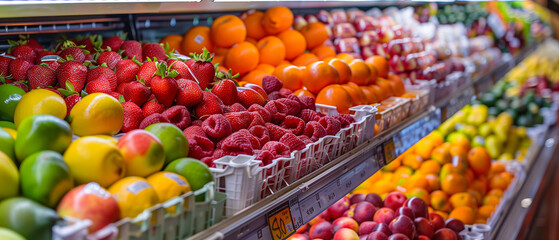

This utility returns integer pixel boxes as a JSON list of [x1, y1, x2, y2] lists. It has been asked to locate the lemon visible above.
[[70, 93, 123, 136], [108, 176, 159, 219], [63, 136, 125, 187], [146, 171, 191, 213], [13, 89, 66, 128], [0, 151, 19, 201]]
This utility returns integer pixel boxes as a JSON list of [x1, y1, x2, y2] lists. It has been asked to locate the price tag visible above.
[[267, 203, 296, 240], [383, 139, 396, 163]]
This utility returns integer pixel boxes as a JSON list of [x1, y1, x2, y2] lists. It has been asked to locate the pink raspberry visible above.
[[299, 96, 316, 110], [225, 111, 251, 132], [228, 103, 247, 112], [304, 121, 327, 142], [280, 133, 306, 151], [183, 125, 207, 138], [268, 91, 281, 100], [333, 114, 355, 128], [186, 134, 215, 159], [202, 114, 232, 140], [162, 105, 191, 130], [279, 88, 293, 98], [299, 109, 321, 123], [287, 94, 303, 105], [191, 120, 203, 126], [319, 116, 342, 135], [213, 149, 226, 159], [265, 123, 291, 141], [265, 100, 288, 124], [262, 75, 283, 94], [237, 129, 261, 150], [255, 150, 275, 166], [248, 104, 272, 123], [249, 112, 266, 128], [261, 141, 291, 158], [277, 98, 301, 116], [139, 113, 170, 129], [298, 135, 313, 145], [281, 116, 305, 135], [200, 156, 216, 167], [219, 131, 255, 156], [249, 125, 270, 146]]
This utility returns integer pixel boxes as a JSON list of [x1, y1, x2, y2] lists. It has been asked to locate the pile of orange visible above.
[[352, 132, 515, 225]]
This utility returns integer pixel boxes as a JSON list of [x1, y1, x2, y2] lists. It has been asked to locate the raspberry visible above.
[[277, 98, 301, 116], [228, 103, 247, 112], [281, 116, 305, 135], [287, 94, 303, 105], [200, 156, 216, 167], [299, 109, 321, 123], [261, 141, 291, 158], [298, 135, 313, 145], [191, 120, 203, 126], [249, 125, 270, 146], [319, 116, 342, 135], [220, 132, 254, 156], [248, 104, 272, 123], [299, 96, 316, 110], [265, 100, 288, 124], [162, 105, 191, 130], [202, 114, 233, 140], [333, 114, 355, 128], [213, 149, 226, 159], [304, 121, 327, 142], [280, 133, 306, 151], [262, 75, 283, 94], [249, 112, 266, 128], [255, 150, 275, 166], [139, 113, 169, 129], [268, 91, 281, 100], [183, 126, 207, 138], [237, 129, 261, 150], [225, 111, 251, 132], [186, 134, 215, 159], [265, 123, 291, 141], [279, 88, 293, 98]]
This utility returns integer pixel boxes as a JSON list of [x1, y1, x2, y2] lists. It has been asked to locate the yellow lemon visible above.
[[70, 93, 123, 136], [13, 89, 66, 128], [146, 171, 191, 213], [109, 176, 159, 219], [63, 136, 125, 187], [2, 128, 16, 139]]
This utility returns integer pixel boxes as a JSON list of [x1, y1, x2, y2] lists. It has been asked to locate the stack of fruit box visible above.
[[211, 104, 377, 217]]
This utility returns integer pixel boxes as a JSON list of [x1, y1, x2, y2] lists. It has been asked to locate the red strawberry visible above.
[[185, 49, 215, 90], [167, 59, 189, 79], [262, 75, 283, 94], [121, 101, 144, 133], [102, 35, 125, 51], [120, 40, 143, 61], [87, 66, 117, 90], [36, 51, 56, 65], [116, 82, 130, 94], [194, 91, 224, 119], [38, 54, 61, 70], [136, 61, 157, 86], [77, 35, 101, 54], [28, 64, 56, 89], [60, 46, 86, 63], [20, 36, 44, 53], [97, 51, 122, 70], [56, 61, 87, 92], [176, 78, 204, 107], [123, 81, 151, 106], [64, 94, 81, 117], [150, 72, 178, 108], [244, 83, 269, 101], [9, 58, 33, 81], [0, 55, 14, 76], [109, 91, 121, 100], [142, 43, 166, 61], [115, 59, 140, 85], [10, 45, 36, 63], [11, 81, 29, 92], [142, 100, 165, 118], [238, 87, 267, 108], [212, 79, 238, 105], [85, 78, 112, 93], [139, 113, 169, 129]]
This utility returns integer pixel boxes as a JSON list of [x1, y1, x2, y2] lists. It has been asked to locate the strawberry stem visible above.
[[190, 48, 213, 62]]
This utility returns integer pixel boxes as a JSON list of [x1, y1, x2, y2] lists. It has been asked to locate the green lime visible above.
[[145, 123, 188, 165], [165, 158, 213, 201], [15, 114, 72, 162], [0, 197, 58, 240], [0, 121, 15, 129], [0, 85, 25, 122], [0, 128, 15, 162]]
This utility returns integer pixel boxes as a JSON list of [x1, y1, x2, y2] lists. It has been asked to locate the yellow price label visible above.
[[267, 206, 295, 240], [383, 140, 395, 162]]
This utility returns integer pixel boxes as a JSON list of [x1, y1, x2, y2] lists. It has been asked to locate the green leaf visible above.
[[58, 88, 75, 97], [131, 56, 142, 66], [66, 55, 75, 61], [83, 49, 90, 55], [168, 70, 179, 78], [117, 32, 128, 41], [138, 77, 145, 85], [118, 95, 125, 103], [65, 80, 75, 92], [80, 90, 88, 98], [100, 62, 108, 68], [39, 63, 50, 67], [64, 116, 73, 123]]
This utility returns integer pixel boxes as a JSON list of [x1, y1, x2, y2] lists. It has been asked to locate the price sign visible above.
[[267, 203, 296, 240], [383, 139, 396, 163]]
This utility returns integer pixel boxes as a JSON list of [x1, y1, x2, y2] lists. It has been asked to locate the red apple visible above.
[[332, 217, 359, 233], [372, 222, 392, 237], [57, 183, 120, 232], [403, 55, 418, 71], [378, 27, 395, 43], [433, 228, 458, 240], [330, 9, 347, 24], [445, 219, 465, 234], [296, 224, 309, 234], [329, 197, 351, 219], [365, 193, 383, 208], [417, 235, 431, 240], [372, 43, 389, 58], [117, 129, 165, 177], [288, 233, 310, 240], [334, 228, 360, 240], [395, 207, 414, 219], [374, 207, 395, 225], [388, 55, 405, 73], [309, 221, 334, 240], [354, 202, 376, 223], [294, 15, 308, 31], [350, 194, 367, 205], [359, 221, 379, 236], [388, 233, 410, 240], [317, 10, 334, 24], [389, 215, 416, 240], [429, 213, 445, 231], [414, 217, 434, 238], [404, 197, 429, 219], [367, 231, 388, 240], [361, 46, 375, 59], [384, 192, 407, 211]]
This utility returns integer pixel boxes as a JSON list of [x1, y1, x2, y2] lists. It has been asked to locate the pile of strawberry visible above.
[[0, 34, 356, 167]]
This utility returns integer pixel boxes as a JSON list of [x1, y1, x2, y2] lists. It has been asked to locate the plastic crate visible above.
[[404, 89, 430, 115]]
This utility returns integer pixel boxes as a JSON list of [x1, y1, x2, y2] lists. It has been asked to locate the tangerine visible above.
[[292, 53, 319, 67], [302, 61, 339, 94], [489, 173, 511, 190], [487, 189, 504, 198], [300, 22, 329, 49], [430, 190, 449, 211], [211, 15, 247, 48], [388, 75, 406, 96], [449, 206, 476, 225], [414, 138, 436, 160], [241, 69, 268, 86], [482, 195, 500, 206], [431, 146, 452, 165], [315, 84, 353, 114], [406, 187, 430, 204], [336, 53, 355, 63], [224, 41, 259, 75], [368, 84, 386, 101], [376, 79, 395, 98], [467, 147, 492, 176], [278, 30, 306, 60], [256, 63, 275, 75], [470, 177, 488, 195], [312, 45, 336, 60], [360, 86, 379, 104], [182, 26, 214, 54], [441, 173, 468, 195], [402, 153, 423, 170], [274, 64, 303, 91], [477, 205, 495, 219], [425, 174, 441, 191], [263, 6, 294, 35], [241, 10, 267, 40], [160, 35, 183, 53], [256, 36, 286, 66], [341, 83, 367, 106], [293, 89, 315, 98], [418, 160, 441, 175], [366, 56, 389, 78], [348, 59, 372, 86], [328, 59, 352, 84], [450, 192, 478, 209]]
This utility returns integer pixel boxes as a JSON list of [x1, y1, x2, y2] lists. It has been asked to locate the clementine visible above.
[[450, 192, 478, 209], [256, 63, 275, 75], [402, 153, 423, 170], [430, 190, 449, 211], [182, 26, 214, 54], [328, 58, 352, 84], [256, 36, 286, 66], [293, 89, 315, 98], [263, 6, 294, 35], [341, 83, 368, 106], [274, 64, 303, 91], [449, 206, 476, 224], [160, 34, 183, 53], [211, 15, 247, 48], [482, 195, 500, 206], [312, 45, 336, 60], [336, 53, 355, 63], [487, 189, 504, 198], [278, 30, 307, 60], [431, 146, 452, 165], [241, 69, 268, 86], [418, 160, 441, 175], [467, 147, 492, 176], [225, 41, 259, 75], [300, 22, 329, 49], [302, 61, 339, 94], [477, 205, 495, 219], [441, 173, 468, 195], [366, 56, 389, 78], [241, 10, 267, 40], [360, 86, 379, 104], [315, 84, 353, 114], [348, 59, 372, 86], [292, 53, 319, 67], [425, 174, 441, 191]]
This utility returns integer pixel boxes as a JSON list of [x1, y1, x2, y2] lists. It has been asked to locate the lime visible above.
[[0, 197, 58, 240], [145, 123, 188, 165], [0, 128, 15, 161], [0, 152, 18, 201], [13, 89, 66, 128], [0, 85, 25, 122], [164, 158, 213, 201], [70, 93, 123, 136], [15, 114, 72, 162], [0, 121, 15, 129]]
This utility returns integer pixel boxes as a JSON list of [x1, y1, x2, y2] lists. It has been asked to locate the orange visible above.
[[450, 192, 478, 209], [312, 45, 336, 60], [256, 36, 286, 66], [216, 65, 228, 73], [425, 174, 441, 191], [414, 138, 436, 160], [263, 6, 293, 35], [482, 195, 500, 206], [274, 64, 303, 91], [440, 160, 467, 180], [477, 205, 495, 219], [388, 75, 406, 96], [256, 63, 275, 75], [302, 61, 339, 94], [241, 10, 267, 40], [277, 30, 306, 60], [489, 172, 512, 190], [336, 53, 355, 63], [427, 132, 445, 146], [368, 84, 386, 102], [406, 174, 430, 191], [402, 153, 423, 170], [441, 173, 468, 195], [211, 15, 247, 48], [440, 142, 453, 151], [467, 189, 483, 204], [360, 86, 379, 104], [182, 26, 214, 54], [470, 177, 488, 195], [449, 206, 476, 225], [406, 187, 430, 204], [487, 189, 504, 198], [394, 166, 413, 178], [489, 163, 506, 179], [214, 47, 229, 56], [211, 55, 224, 67], [431, 146, 452, 165], [371, 180, 395, 195], [348, 59, 372, 86], [449, 144, 468, 160], [328, 59, 352, 84], [418, 160, 441, 175], [160, 35, 183, 53], [467, 147, 492, 176], [452, 138, 471, 155], [293, 89, 315, 98], [241, 69, 268, 86], [342, 83, 368, 106], [376, 79, 395, 98], [225, 41, 259, 75], [465, 169, 475, 185], [292, 53, 319, 67], [316, 84, 353, 114], [430, 190, 450, 211], [300, 22, 329, 49], [245, 38, 258, 46], [383, 158, 401, 172], [366, 56, 389, 78]]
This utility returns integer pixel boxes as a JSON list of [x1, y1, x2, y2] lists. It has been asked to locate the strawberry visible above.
[[115, 59, 140, 85], [120, 40, 143, 61], [97, 51, 122, 70], [28, 64, 56, 89], [237, 87, 267, 108], [60, 46, 87, 63], [11, 81, 29, 92], [19, 35, 44, 53], [56, 61, 87, 92], [121, 101, 144, 133], [194, 91, 224, 119], [9, 58, 33, 81], [45, 88, 64, 97], [142, 43, 166, 62], [102, 34, 125, 51], [38, 54, 61, 70], [212, 79, 238, 105], [85, 78, 112, 93], [123, 81, 151, 106], [87, 65, 117, 90], [167, 59, 189, 79], [176, 78, 204, 107], [136, 61, 157, 86], [150, 62, 178, 108], [0, 55, 15, 76], [116, 82, 130, 94], [185, 48, 215, 90], [77, 35, 100, 54], [108, 91, 121, 100], [9, 44, 36, 63], [142, 100, 165, 118], [64, 94, 81, 117], [262, 75, 283, 94], [244, 83, 269, 101], [36, 50, 55, 64]]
